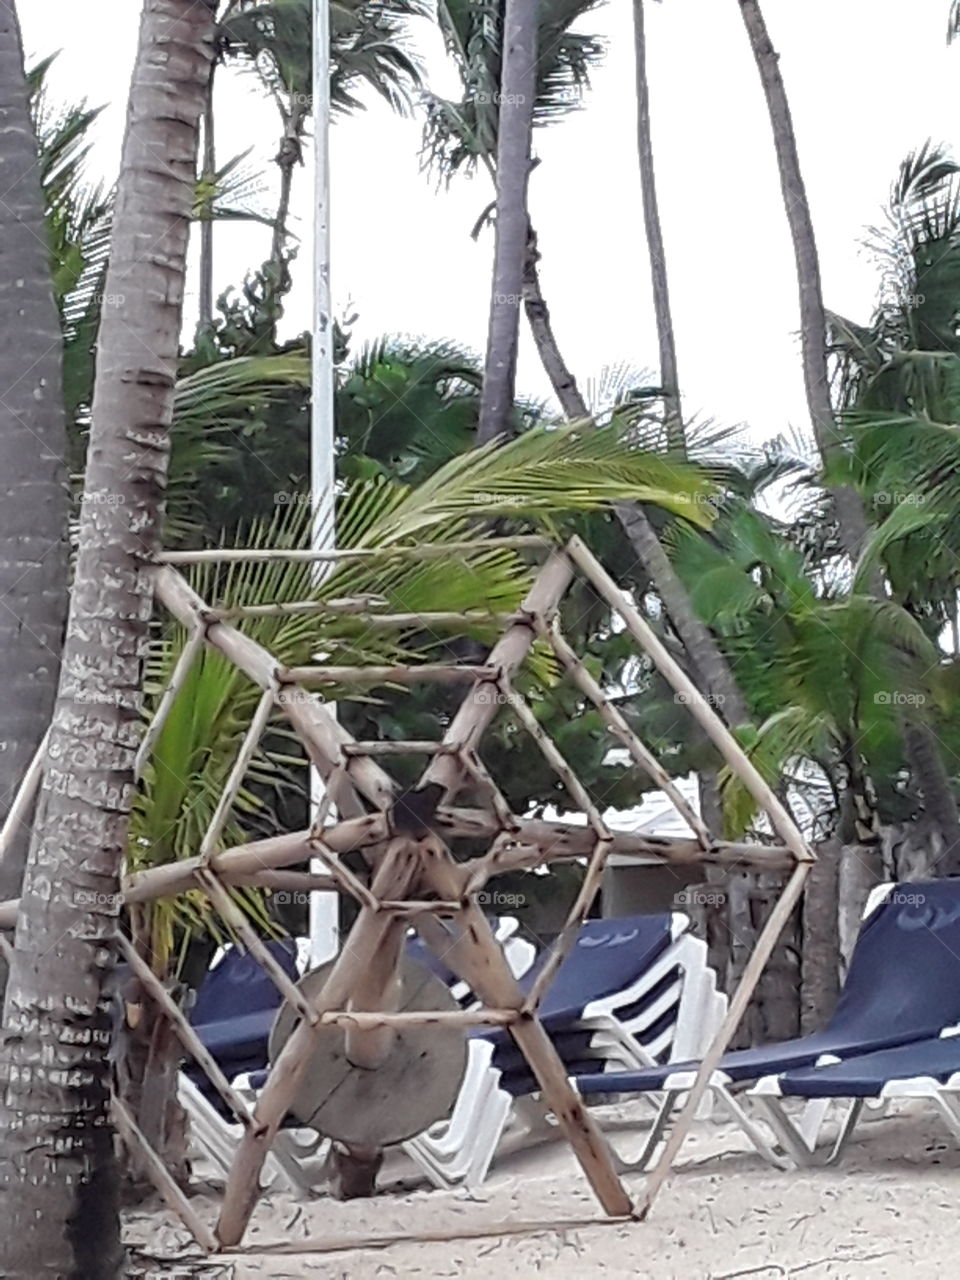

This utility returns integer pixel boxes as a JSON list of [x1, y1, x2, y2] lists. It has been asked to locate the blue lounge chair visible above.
[[570, 879, 960, 1170], [750, 1028, 960, 1165]]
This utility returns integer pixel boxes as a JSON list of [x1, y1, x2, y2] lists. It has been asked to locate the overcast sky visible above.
[[21, 0, 960, 450]]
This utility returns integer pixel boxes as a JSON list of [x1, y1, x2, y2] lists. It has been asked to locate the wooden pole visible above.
[[566, 537, 815, 864], [281, 664, 499, 687], [0, 821, 795, 930], [540, 619, 711, 846], [118, 936, 253, 1127], [417, 551, 575, 799], [112, 1096, 218, 1253], [0, 729, 48, 866], [636, 861, 812, 1219], [154, 566, 396, 811], [198, 689, 275, 864], [216, 844, 419, 1247], [156, 536, 550, 565]]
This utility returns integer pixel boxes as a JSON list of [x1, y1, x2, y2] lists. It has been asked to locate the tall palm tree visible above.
[[477, 0, 538, 443], [0, 2, 217, 1275], [220, 0, 423, 290], [736, 0, 869, 562], [0, 8, 70, 935], [632, 0, 680, 450]]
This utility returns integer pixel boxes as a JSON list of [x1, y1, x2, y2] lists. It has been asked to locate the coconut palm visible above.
[[476, 0, 538, 442], [217, 0, 424, 292], [827, 144, 960, 868], [0, 12, 70, 936], [28, 55, 112, 435], [736, 0, 870, 563], [0, 2, 217, 1274]]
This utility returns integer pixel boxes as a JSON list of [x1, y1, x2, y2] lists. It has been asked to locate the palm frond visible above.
[[425, 0, 605, 180]]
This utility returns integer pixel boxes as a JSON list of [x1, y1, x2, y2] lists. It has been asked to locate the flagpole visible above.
[[309, 0, 338, 967]]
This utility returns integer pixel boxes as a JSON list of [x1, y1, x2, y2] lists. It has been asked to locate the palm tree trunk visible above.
[[737, 0, 869, 561], [633, 0, 682, 451], [522, 227, 588, 419], [269, 99, 307, 285], [0, 0, 70, 924], [0, 4, 215, 1276], [477, 0, 538, 443], [198, 63, 216, 329], [903, 722, 960, 874]]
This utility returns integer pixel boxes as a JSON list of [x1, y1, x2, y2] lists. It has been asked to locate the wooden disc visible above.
[[268, 956, 469, 1147]]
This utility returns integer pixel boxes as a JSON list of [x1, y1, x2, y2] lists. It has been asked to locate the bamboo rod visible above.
[[0, 729, 48, 866], [309, 839, 379, 911], [281, 664, 498, 687], [502, 678, 613, 838], [458, 749, 521, 833], [211, 594, 388, 620], [377, 898, 462, 916], [0, 823, 795, 931], [135, 626, 206, 779], [217, 845, 420, 1247], [244, 870, 337, 893], [154, 566, 396, 812], [343, 906, 406, 1069], [541, 619, 711, 847], [216, 603, 515, 627], [118, 936, 253, 1129], [223, 1212, 632, 1257], [198, 689, 276, 865], [636, 861, 812, 1219], [195, 868, 319, 1028], [341, 741, 450, 757], [315, 1006, 517, 1029], [157, 536, 550, 565], [522, 836, 615, 1014], [565, 537, 815, 864], [417, 552, 575, 799], [111, 1095, 218, 1253]]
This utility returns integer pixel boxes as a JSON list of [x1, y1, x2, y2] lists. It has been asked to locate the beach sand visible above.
[[127, 1099, 960, 1278]]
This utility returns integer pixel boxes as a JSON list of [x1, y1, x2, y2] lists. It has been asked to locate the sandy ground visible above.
[[126, 1100, 960, 1278]]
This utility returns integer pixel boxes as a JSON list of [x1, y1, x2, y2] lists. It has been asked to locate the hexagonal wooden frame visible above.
[[0, 534, 815, 1258]]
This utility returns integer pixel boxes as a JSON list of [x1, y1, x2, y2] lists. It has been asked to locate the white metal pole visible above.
[[309, 0, 339, 967]]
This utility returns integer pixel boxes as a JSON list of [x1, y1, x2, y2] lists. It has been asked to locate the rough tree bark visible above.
[[477, 0, 538, 443], [198, 62, 217, 329], [739, 0, 960, 940], [633, 0, 682, 450], [737, 0, 869, 561], [0, 0, 69, 943], [0, 3, 216, 1276]]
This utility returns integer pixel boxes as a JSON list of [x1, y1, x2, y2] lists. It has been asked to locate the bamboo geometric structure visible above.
[[0, 534, 815, 1257]]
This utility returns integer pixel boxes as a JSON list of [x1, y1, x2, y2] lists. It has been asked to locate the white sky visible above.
[[20, 0, 960, 447]]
